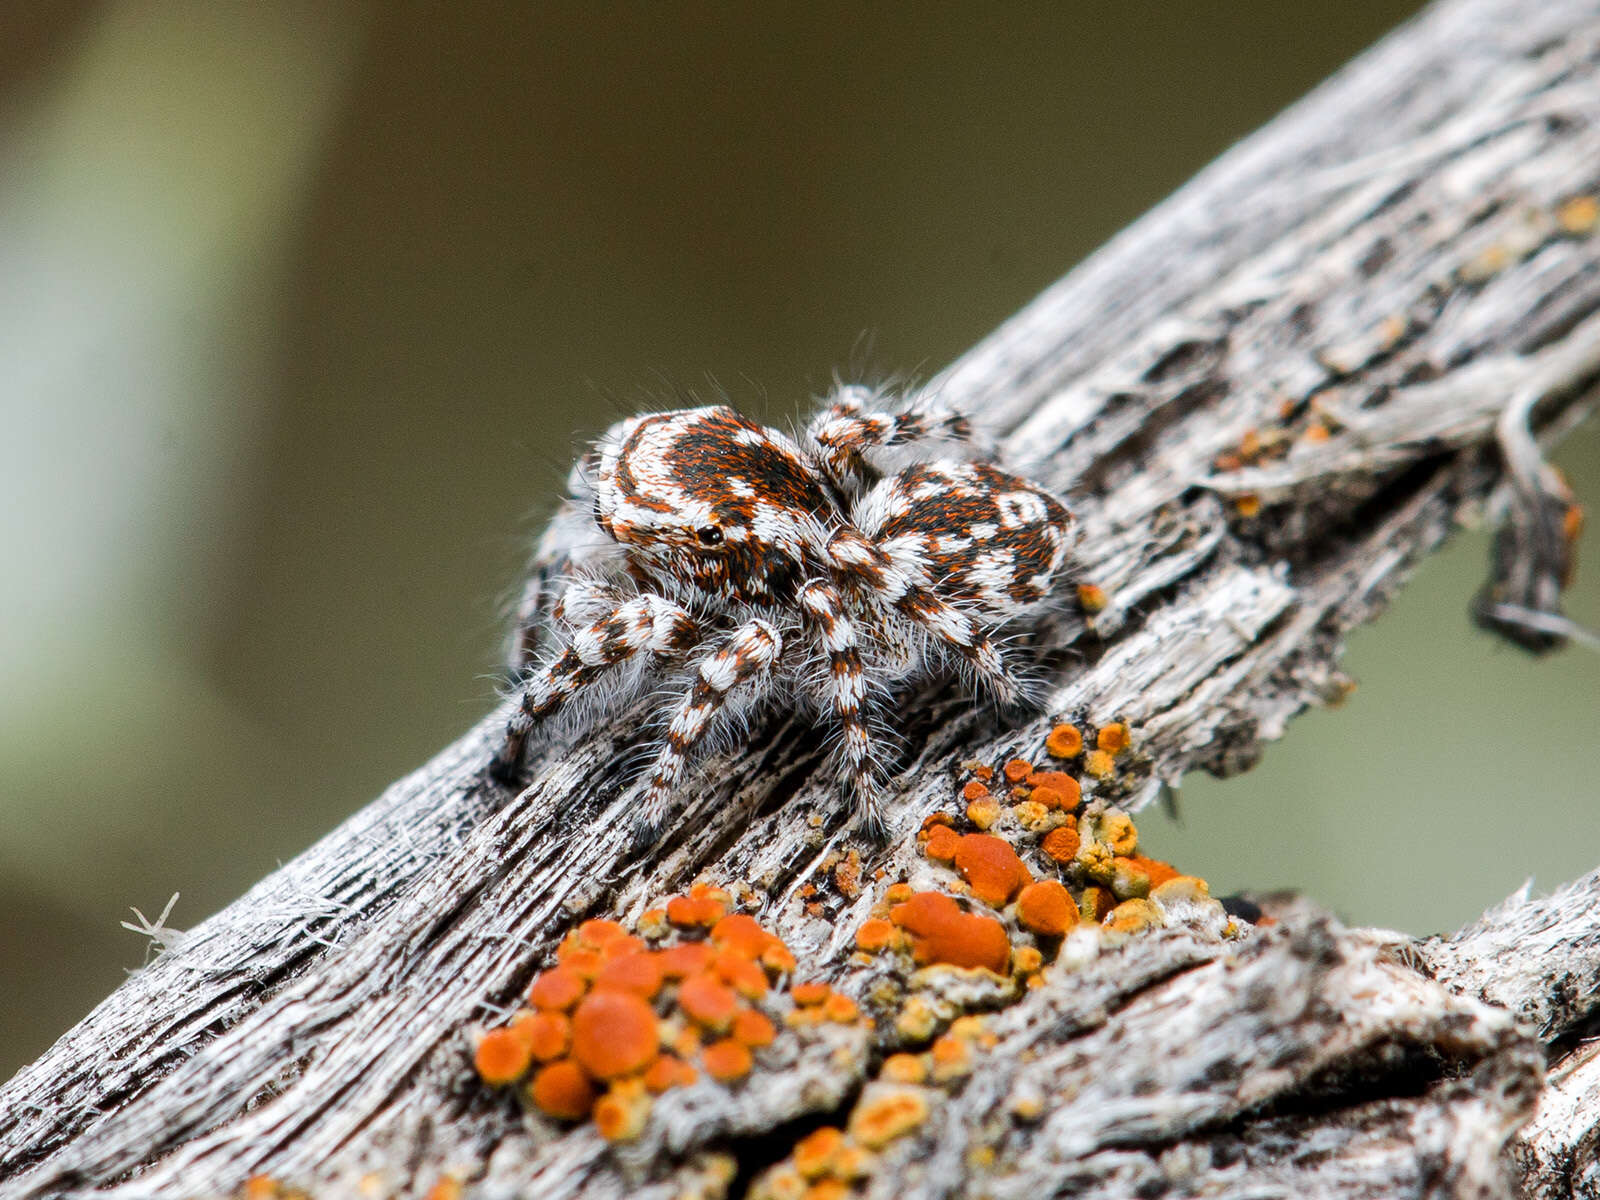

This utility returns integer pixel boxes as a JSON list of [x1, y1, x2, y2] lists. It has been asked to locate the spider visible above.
[[490, 388, 1075, 841]]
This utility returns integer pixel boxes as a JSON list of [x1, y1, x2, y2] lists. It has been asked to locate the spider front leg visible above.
[[798, 580, 889, 839], [633, 619, 783, 844], [491, 593, 699, 785], [806, 388, 971, 491]]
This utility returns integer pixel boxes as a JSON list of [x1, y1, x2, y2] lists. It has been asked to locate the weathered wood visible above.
[[4, 0, 1600, 1195]]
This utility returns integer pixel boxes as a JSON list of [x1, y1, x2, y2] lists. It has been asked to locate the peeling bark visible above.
[[4, 0, 1600, 1196]]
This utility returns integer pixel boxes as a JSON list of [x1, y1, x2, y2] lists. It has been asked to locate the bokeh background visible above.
[[3, 0, 1597, 1078]]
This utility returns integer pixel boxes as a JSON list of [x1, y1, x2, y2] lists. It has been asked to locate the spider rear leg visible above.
[[633, 619, 783, 845], [491, 594, 698, 785], [825, 530, 1025, 710], [806, 390, 971, 488], [798, 581, 889, 839]]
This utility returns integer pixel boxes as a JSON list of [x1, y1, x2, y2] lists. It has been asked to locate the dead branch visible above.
[[4, 0, 1600, 1196]]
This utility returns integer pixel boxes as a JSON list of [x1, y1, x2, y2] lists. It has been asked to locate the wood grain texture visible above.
[[4, 0, 1600, 1195]]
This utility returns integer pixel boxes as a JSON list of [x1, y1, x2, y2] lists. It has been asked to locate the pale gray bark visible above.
[[4, 0, 1600, 1196]]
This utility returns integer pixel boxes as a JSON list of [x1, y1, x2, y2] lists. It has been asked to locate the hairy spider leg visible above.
[[797, 580, 887, 838], [635, 619, 783, 838], [824, 528, 1024, 708], [806, 392, 971, 490], [492, 593, 699, 784]]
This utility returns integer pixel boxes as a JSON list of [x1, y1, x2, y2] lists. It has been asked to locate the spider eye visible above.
[[696, 526, 724, 547]]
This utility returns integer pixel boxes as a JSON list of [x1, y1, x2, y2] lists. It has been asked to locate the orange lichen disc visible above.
[[1076, 583, 1108, 613], [951, 834, 1032, 907], [528, 1059, 598, 1121], [710, 913, 774, 959], [1096, 723, 1130, 755], [642, 1055, 684, 1094], [793, 1126, 845, 1180], [890, 891, 1010, 974], [732, 1007, 777, 1048], [592, 950, 664, 1000], [1025, 770, 1081, 811], [574, 918, 626, 949], [512, 1009, 571, 1062], [1045, 723, 1083, 758], [702, 1038, 754, 1082], [570, 991, 661, 1080], [1040, 823, 1081, 864], [474, 1028, 533, 1086], [923, 824, 961, 864], [854, 918, 896, 953], [1015, 880, 1078, 937], [1002, 758, 1033, 784], [849, 1087, 930, 1149], [592, 1082, 651, 1142], [679, 973, 739, 1032], [960, 780, 990, 802], [790, 982, 831, 1007], [527, 967, 587, 1012], [665, 894, 725, 928], [658, 941, 716, 979], [822, 992, 860, 1023], [716, 950, 770, 1000]]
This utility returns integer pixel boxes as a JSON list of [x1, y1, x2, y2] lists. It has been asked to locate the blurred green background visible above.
[[3, 0, 1597, 1079]]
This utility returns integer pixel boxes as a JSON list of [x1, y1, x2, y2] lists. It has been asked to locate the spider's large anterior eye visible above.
[[696, 526, 724, 547]]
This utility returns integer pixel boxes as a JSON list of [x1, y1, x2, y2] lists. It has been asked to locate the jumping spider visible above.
[[491, 388, 1075, 840]]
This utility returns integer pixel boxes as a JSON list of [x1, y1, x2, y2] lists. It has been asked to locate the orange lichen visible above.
[[598, 933, 646, 961], [528, 967, 586, 1012], [666, 893, 725, 928], [890, 891, 1010, 974], [1096, 722, 1130, 755], [592, 950, 664, 1000], [923, 824, 961, 864], [822, 992, 861, 1023], [529, 1059, 598, 1121], [1558, 194, 1600, 235], [643, 1054, 684, 1093], [794, 1126, 845, 1179], [570, 991, 660, 1079], [834, 850, 863, 899], [1120, 854, 1179, 891], [930, 1034, 972, 1080], [658, 940, 716, 979], [1093, 809, 1139, 856], [574, 918, 627, 948], [1234, 494, 1262, 518], [951, 834, 1032, 907], [961, 779, 990, 802], [679, 973, 739, 1032], [849, 1086, 930, 1149], [1015, 880, 1078, 937], [965, 795, 1001, 829], [1044, 723, 1083, 758], [855, 917, 897, 953], [733, 1007, 777, 1048], [885, 881, 914, 904], [1002, 758, 1033, 783], [1080, 886, 1116, 923], [791, 981, 831, 1007], [592, 1080, 651, 1142], [512, 1009, 571, 1062], [1040, 822, 1081, 864], [555, 946, 603, 979], [805, 1180, 851, 1200], [711, 913, 774, 959], [1083, 749, 1116, 778], [762, 940, 798, 974], [882, 1052, 927, 1084], [1108, 898, 1165, 934], [716, 950, 770, 1000], [1077, 583, 1108, 613], [1303, 421, 1331, 444], [474, 1028, 533, 1086], [1026, 770, 1081, 811], [702, 1038, 754, 1082]]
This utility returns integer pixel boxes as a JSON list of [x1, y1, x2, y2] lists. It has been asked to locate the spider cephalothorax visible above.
[[493, 390, 1075, 839]]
